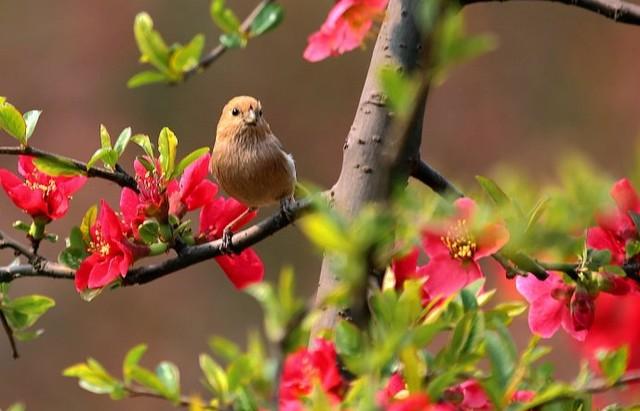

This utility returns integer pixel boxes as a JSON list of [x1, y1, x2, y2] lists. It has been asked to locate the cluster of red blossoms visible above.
[[0, 154, 264, 292], [279, 338, 533, 410]]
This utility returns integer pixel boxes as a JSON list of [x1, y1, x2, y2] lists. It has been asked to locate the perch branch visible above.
[[0, 198, 313, 285], [0, 146, 138, 192], [462, 0, 640, 25], [184, 0, 276, 80]]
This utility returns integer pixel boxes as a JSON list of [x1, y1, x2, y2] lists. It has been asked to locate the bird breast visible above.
[[211, 134, 296, 208]]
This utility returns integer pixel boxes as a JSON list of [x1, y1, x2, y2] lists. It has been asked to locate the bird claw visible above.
[[220, 229, 238, 255], [280, 198, 296, 222]]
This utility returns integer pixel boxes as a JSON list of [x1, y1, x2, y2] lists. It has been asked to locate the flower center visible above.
[[441, 219, 477, 261], [88, 231, 111, 257], [25, 177, 56, 196], [136, 169, 165, 205]]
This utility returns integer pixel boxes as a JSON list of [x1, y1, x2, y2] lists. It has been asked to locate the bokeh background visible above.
[[1, 0, 639, 409]]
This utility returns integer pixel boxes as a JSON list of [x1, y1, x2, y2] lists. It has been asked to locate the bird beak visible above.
[[244, 109, 257, 125]]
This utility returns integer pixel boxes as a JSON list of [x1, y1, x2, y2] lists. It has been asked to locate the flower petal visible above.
[[421, 257, 482, 302], [179, 153, 211, 200], [391, 247, 420, 288], [586, 226, 625, 265], [215, 248, 264, 289], [184, 180, 218, 211], [611, 178, 640, 214], [474, 222, 510, 259]]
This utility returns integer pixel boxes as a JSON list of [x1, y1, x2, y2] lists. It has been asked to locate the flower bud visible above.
[[570, 286, 595, 331]]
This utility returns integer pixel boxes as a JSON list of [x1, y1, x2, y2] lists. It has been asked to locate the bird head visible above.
[[216, 96, 270, 141]]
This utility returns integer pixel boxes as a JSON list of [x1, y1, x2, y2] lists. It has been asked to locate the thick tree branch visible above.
[[312, 0, 429, 337], [0, 146, 138, 192], [461, 0, 640, 26], [184, 0, 275, 81]]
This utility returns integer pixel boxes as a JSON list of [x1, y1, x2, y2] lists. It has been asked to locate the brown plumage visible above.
[[211, 96, 296, 248]]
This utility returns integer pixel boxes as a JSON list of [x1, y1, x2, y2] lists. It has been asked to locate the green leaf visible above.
[[335, 320, 363, 358], [132, 134, 154, 158], [158, 127, 178, 178], [123, 344, 148, 384], [476, 176, 510, 206], [485, 330, 515, 390], [199, 354, 229, 396], [0, 101, 27, 143], [7, 403, 26, 411], [597, 346, 628, 386], [127, 70, 168, 88], [100, 124, 112, 149], [114, 127, 132, 156], [249, 3, 284, 37], [138, 219, 160, 245], [23, 110, 42, 140], [33, 157, 85, 177], [219, 32, 246, 49], [626, 240, 640, 260], [133, 12, 172, 77], [208, 336, 241, 361], [87, 147, 117, 170], [210, 0, 241, 34], [173, 147, 210, 179], [130, 365, 170, 396], [156, 361, 180, 401], [5, 295, 55, 318], [299, 212, 351, 252], [525, 197, 549, 231], [379, 67, 419, 117], [58, 247, 87, 269], [171, 34, 205, 73], [80, 205, 98, 242], [14, 328, 44, 341]]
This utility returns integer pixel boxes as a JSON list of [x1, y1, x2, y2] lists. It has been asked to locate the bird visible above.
[[211, 96, 297, 251]]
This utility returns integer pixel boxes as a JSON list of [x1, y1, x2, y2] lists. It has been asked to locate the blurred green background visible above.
[[1, 0, 639, 409]]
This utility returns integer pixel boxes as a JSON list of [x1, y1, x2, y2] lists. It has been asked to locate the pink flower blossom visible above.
[[393, 198, 509, 305], [0, 155, 86, 222], [587, 178, 640, 265], [516, 272, 587, 341], [304, 0, 388, 62]]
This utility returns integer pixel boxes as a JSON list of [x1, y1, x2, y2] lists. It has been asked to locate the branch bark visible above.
[[311, 0, 428, 336], [462, 0, 640, 25], [0, 146, 138, 192]]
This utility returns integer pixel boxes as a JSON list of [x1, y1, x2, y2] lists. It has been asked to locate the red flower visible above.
[[199, 197, 263, 289], [304, 0, 388, 62], [120, 157, 170, 227], [581, 291, 640, 370], [0, 155, 86, 222], [168, 152, 218, 217], [587, 178, 640, 265], [75, 200, 134, 291], [393, 198, 509, 305], [279, 338, 343, 411], [515, 272, 587, 341], [442, 380, 490, 411]]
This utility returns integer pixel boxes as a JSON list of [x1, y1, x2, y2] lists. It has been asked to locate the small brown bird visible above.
[[211, 96, 296, 249]]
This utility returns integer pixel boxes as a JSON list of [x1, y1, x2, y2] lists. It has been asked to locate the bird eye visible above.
[[258, 109, 263, 116], [231, 108, 240, 116]]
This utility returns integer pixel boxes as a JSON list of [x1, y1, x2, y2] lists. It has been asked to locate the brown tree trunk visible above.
[[311, 0, 428, 336]]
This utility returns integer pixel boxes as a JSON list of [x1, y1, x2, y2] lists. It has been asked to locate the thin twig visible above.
[[0, 146, 138, 192], [462, 0, 640, 25], [583, 369, 640, 394], [410, 159, 464, 200], [0, 309, 18, 359], [184, 0, 275, 80]]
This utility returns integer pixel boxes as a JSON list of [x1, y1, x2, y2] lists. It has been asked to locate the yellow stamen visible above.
[[441, 219, 477, 261]]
